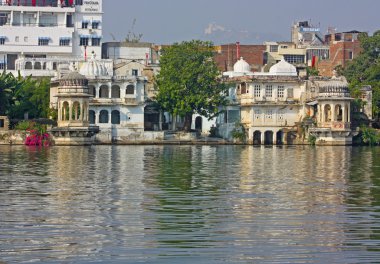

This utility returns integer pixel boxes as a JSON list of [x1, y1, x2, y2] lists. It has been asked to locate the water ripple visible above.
[[0, 145, 380, 263]]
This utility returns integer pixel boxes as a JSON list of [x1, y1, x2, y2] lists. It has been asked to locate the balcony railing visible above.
[[319, 121, 351, 130]]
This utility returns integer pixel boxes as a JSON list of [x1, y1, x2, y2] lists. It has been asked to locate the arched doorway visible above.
[[89, 110, 95, 124], [286, 131, 296, 145], [111, 110, 120, 124], [276, 130, 283, 145], [72, 101, 81, 120], [335, 104, 342, 121], [61, 101, 69, 121], [324, 104, 331, 122], [253, 131, 261, 145], [195, 116, 202, 131], [264, 131, 273, 145]]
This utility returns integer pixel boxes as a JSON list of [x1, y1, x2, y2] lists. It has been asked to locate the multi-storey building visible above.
[[0, 0, 102, 71], [316, 30, 362, 77], [218, 57, 355, 145], [50, 53, 153, 144], [291, 21, 324, 48], [263, 41, 307, 76]]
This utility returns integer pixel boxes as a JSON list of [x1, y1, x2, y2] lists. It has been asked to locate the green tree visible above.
[[306, 67, 319, 77], [342, 31, 380, 118], [0, 71, 51, 119], [156, 40, 227, 131], [0, 71, 18, 116]]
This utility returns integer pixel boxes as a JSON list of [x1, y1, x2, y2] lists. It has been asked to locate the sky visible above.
[[102, 0, 380, 44]]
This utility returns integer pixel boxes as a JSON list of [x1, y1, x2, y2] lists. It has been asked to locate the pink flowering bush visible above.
[[16, 121, 51, 147], [25, 130, 50, 146]]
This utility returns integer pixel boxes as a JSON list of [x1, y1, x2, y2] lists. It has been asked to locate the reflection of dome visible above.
[[79, 53, 108, 77], [233, 57, 251, 73], [269, 59, 297, 76]]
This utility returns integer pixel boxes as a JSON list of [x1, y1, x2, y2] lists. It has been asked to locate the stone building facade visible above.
[[218, 57, 355, 145]]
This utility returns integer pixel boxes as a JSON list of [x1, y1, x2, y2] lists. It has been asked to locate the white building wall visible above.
[[0, 0, 103, 69]]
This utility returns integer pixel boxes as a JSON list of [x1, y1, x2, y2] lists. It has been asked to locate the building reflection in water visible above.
[[228, 146, 353, 262], [1, 145, 380, 263]]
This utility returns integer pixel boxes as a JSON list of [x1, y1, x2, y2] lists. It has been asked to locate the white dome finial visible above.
[[269, 59, 297, 76], [233, 57, 251, 73]]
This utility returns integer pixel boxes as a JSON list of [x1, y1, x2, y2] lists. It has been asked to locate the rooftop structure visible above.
[[291, 20, 324, 48], [0, 0, 103, 71]]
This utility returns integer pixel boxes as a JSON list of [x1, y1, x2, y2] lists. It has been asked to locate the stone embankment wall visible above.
[[0, 131, 26, 145]]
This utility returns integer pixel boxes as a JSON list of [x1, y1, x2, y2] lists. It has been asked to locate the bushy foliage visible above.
[[306, 67, 319, 77], [16, 121, 51, 147], [231, 122, 246, 142], [156, 40, 228, 131], [341, 31, 380, 117], [360, 126, 380, 146], [0, 72, 51, 119]]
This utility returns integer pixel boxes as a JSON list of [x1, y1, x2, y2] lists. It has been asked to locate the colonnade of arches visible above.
[[59, 100, 88, 122], [89, 110, 121, 125], [252, 130, 296, 145], [22, 61, 58, 71], [88, 84, 135, 99], [318, 103, 350, 123]]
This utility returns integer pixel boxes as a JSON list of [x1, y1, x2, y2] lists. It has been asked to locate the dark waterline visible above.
[[0, 145, 380, 263]]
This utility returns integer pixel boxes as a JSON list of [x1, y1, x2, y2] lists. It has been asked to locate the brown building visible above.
[[214, 43, 266, 72], [317, 31, 363, 77]]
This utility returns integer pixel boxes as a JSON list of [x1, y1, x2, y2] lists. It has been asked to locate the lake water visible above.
[[0, 145, 380, 263]]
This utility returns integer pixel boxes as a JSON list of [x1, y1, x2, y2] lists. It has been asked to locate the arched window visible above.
[[99, 110, 109, 123], [25, 61, 32, 70], [111, 110, 120, 124], [72, 101, 81, 120], [62, 101, 70, 121], [240, 83, 247, 94], [34, 62, 41, 70], [99, 85, 109, 98], [88, 85, 96, 97], [126, 84, 134, 95], [111, 85, 120, 98], [89, 110, 95, 124]]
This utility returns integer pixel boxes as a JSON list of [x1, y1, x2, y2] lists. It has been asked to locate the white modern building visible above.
[[0, 0, 103, 71]]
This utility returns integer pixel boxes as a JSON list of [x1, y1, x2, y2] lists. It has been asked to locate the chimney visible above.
[[236, 42, 240, 60]]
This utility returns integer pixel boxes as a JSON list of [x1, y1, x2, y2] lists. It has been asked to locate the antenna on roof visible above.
[[125, 18, 143, 43]]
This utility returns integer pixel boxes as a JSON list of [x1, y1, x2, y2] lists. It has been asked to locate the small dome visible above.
[[269, 59, 297, 76], [233, 57, 251, 73], [62, 71, 87, 80], [79, 52, 108, 77], [60, 71, 88, 87]]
